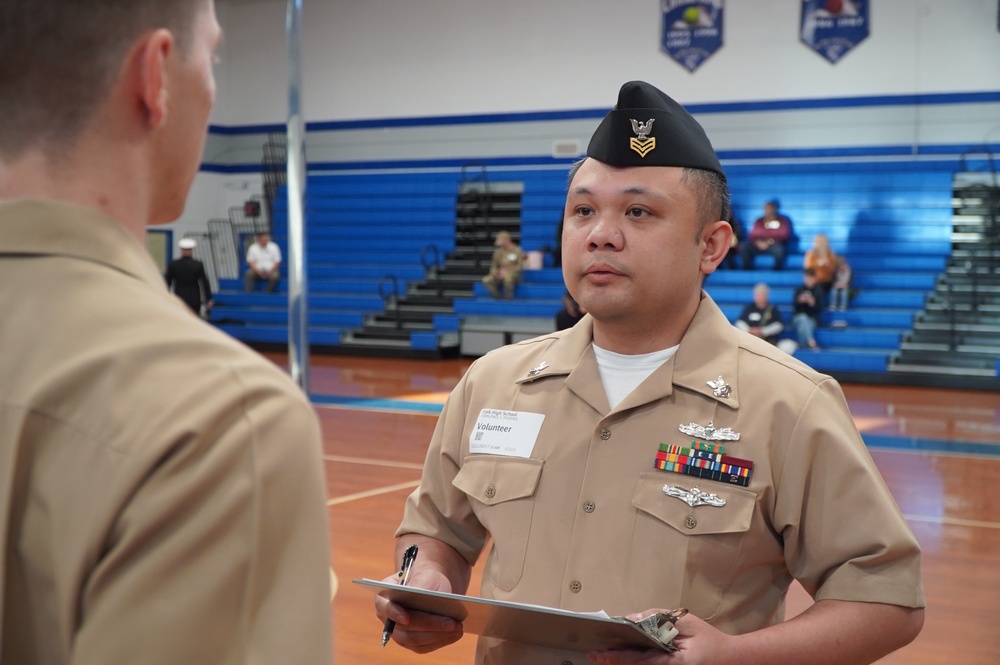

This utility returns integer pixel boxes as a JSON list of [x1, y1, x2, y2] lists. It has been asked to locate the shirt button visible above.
[[583, 501, 596, 513], [485, 484, 496, 499], [599, 428, 611, 440], [685, 515, 698, 529], [569, 580, 582, 593]]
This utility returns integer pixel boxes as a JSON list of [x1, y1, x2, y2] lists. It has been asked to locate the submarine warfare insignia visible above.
[[527, 361, 549, 376], [663, 485, 727, 508], [678, 420, 740, 441], [707, 375, 731, 398], [629, 118, 656, 158]]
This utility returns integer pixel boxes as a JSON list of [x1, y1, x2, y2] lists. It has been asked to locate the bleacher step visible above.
[[338, 334, 411, 349], [888, 363, 997, 378]]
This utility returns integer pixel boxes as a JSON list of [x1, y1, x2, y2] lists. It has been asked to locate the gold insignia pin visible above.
[[629, 118, 656, 158]]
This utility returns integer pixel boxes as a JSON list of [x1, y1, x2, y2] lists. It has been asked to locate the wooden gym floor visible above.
[[269, 353, 1000, 665]]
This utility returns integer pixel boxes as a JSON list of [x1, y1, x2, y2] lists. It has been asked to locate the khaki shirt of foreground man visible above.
[[0, 200, 333, 664], [397, 296, 924, 664], [383, 79, 923, 665]]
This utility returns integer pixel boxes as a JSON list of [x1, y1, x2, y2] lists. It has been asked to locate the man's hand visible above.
[[373, 567, 463, 653], [588, 610, 737, 665], [373, 536, 473, 654], [591, 600, 924, 665]]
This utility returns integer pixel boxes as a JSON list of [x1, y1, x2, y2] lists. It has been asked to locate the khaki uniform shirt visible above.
[[398, 293, 923, 665], [488, 244, 525, 278], [0, 200, 332, 665]]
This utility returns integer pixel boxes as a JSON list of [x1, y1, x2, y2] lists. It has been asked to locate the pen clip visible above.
[[398, 544, 418, 587]]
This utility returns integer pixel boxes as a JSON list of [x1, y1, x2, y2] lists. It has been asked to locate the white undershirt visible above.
[[593, 343, 679, 409]]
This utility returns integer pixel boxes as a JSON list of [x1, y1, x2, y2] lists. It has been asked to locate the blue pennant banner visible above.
[[660, 0, 725, 73], [800, 0, 869, 64]]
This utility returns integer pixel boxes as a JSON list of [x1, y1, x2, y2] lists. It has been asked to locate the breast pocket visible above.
[[453, 456, 543, 591], [625, 471, 757, 619]]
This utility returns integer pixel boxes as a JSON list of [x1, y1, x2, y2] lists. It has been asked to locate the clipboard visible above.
[[355, 578, 674, 654]]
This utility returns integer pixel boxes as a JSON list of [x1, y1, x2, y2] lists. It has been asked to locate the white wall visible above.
[[171, 0, 1000, 237], [212, 0, 1000, 125]]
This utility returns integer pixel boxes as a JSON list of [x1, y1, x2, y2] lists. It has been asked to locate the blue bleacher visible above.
[[212, 161, 954, 369]]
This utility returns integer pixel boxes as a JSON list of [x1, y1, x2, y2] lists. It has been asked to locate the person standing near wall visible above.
[[0, 1, 333, 663], [165, 237, 214, 316]]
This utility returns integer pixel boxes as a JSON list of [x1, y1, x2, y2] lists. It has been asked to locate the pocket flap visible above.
[[631, 471, 756, 535], [453, 456, 544, 506]]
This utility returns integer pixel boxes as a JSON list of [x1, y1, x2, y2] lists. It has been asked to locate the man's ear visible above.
[[699, 220, 733, 275], [135, 29, 175, 129]]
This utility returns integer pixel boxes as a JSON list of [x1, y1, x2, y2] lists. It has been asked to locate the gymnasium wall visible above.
[[169, 0, 1000, 242]]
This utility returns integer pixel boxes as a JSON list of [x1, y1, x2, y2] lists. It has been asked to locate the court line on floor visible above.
[[903, 513, 1000, 530], [323, 454, 423, 470], [327, 480, 421, 507], [312, 394, 443, 415]]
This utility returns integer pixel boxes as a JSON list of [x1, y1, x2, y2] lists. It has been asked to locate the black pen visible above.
[[381, 544, 419, 648]]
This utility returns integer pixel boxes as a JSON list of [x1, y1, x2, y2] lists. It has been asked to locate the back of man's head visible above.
[[0, 0, 206, 161]]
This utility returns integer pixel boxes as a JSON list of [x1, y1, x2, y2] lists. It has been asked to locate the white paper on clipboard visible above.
[[355, 578, 675, 654]]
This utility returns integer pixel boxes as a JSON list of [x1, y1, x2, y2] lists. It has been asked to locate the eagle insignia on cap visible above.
[[629, 118, 656, 158]]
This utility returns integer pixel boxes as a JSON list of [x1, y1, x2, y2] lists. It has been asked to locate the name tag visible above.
[[469, 409, 545, 458]]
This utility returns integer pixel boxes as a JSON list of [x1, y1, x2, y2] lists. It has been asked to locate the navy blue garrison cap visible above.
[[586, 80, 724, 178]]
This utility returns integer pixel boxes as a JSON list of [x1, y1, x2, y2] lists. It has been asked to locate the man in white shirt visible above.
[[244, 231, 282, 292]]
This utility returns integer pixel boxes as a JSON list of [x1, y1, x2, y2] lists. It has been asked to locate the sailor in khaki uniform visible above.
[[0, 2, 332, 663], [376, 81, 924, 665]]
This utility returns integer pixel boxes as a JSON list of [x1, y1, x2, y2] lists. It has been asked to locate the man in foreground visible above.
[[0, 2, 333, 662], [374, 80, 923, 664]]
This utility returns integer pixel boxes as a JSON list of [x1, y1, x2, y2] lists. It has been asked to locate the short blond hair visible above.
[[0, 0, 207, 160]]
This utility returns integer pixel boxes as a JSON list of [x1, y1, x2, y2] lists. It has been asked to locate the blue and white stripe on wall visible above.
[[201, 90, 1000, 174]]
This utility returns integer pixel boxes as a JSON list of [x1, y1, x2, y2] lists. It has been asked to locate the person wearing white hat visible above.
[[165, 236, 213, 316]]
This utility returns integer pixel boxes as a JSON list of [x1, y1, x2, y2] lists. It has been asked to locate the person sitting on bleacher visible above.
[[792, 268, 824, 349], [244, 231, 282, 293], [740, 199, 793, 270], [555, 290, 586, 330], [721, 214, 743, 269], [804, 233, 838, 304], [830, 256, 853, 311], [734, 282, 784, 345], [482, 230, 525, 299]]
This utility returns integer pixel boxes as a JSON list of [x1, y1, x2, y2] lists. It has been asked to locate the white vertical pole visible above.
[[286, 0, 310, 392]]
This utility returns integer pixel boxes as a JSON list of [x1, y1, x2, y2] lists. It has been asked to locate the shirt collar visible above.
[[0, 199, 168, 291], [514, 292, 740, 410]]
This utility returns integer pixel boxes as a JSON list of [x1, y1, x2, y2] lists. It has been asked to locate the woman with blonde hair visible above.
[[804, 233, 838, 301]]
